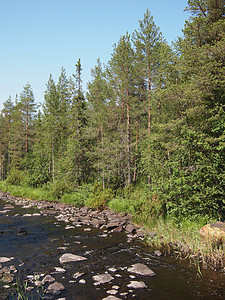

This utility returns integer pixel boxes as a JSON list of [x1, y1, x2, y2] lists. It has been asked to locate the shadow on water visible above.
[[0, 198, 224, 300]]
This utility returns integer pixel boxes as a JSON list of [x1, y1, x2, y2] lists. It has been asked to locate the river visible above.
[[0, 197, 224, 300]]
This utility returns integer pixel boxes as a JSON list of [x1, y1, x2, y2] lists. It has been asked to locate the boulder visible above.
[[59, 253, 87, 264], [47, 281, 65, 294], [199, 222, 225, 241], [128, 263, 155, 276]]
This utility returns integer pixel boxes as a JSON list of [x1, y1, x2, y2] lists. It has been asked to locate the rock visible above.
[[106, 222, 121, 230], [92, 274, 114, 284], [154, 250, 162, 257], [125, 224, 137, 234], [127, 281, 147, 289], [199, 222, 225, 241], [59, 253, 87, 263], [72, 272, 85, 279], [54, 267, 66, 273], [79, 279, 86, 284], [47, 281, 65, 294], [128, 263, 155, 276], [108, 267, 117, 272], [107, 289, 118, 295], [1, 274, 14, 283], [136, 229, 145, 238], [0, 257, 12, 263], [102, 296, 122, 300], [42, 275, 55, 284], [41, 209, 57, 215], [110, 226, 123, 233], [91, 219, 106, 228]]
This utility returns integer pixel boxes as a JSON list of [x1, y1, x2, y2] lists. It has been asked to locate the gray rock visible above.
[[107, 289, 118, 295], [127, 281, 147, 289], [73, 272, 85, 279], [92, 274, 114, 284], [154, 250, 162, 256], [0, 257, 12, 263], [128, 263, 155, 276], [47, 281, 65, 294], [59, 253, 87, 263], [102, 296, 121, 300], [42, 275, 55, 284]]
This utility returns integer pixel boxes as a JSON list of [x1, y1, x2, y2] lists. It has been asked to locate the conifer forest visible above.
[[0, 0, 224, 223]]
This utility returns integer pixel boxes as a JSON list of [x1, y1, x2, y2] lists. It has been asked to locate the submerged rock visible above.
[[59, 253, 87, 263], [128, 263, 155, 276]]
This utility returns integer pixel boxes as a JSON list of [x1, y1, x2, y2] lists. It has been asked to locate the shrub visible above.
[[86, 182, 114, 210]]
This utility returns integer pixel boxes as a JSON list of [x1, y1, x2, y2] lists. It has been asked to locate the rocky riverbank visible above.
[[0, 192, 162, 299]]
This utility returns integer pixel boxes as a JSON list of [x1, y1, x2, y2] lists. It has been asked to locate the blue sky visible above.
[[0, 0, 190, 111]]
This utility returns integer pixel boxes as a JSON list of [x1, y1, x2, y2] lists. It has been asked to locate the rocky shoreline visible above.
[[0, 191, 161, 299]]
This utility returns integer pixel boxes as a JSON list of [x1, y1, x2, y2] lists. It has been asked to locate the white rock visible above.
[[127, 281, 147, 289], [54, 267, 66, 273], [59, 253, 87, 263], [102, 296, 122, 300], [92, 274, 113, 284], [79, 279, 86, 284], [128, 263, 155, 276], [0, 257, 12, 263], [107, 289, 118, 295]]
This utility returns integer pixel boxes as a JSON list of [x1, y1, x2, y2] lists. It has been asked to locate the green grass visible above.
[[0, 181, 54, 202]]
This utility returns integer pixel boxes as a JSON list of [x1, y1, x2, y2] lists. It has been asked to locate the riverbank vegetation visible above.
[[0, 0, 224, 270]]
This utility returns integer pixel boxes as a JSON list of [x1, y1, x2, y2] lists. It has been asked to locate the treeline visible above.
[[0, 0, 224, 220]]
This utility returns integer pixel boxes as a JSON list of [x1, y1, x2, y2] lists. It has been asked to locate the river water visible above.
[[0, 198, 224, 300]]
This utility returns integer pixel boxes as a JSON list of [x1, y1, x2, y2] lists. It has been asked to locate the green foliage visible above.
[[61, 184, 93, 207], [86, 182, 114, 210], [48, 180, 71, 200]]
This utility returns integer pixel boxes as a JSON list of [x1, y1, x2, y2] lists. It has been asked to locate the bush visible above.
[[86, 182, 114, 210], [5, 169, 28, 186], [61, 184, 94, 207], [49, 181, 70, 200]]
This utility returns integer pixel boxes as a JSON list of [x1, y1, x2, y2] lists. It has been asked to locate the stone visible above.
[[47, 281, 65, 294], [54, 267, 66, 273], [108, 267, 117, 272], [92, 274, 114, 284], [154, 250, 162, 257], [128, 263, 155, 276], [42, 275, 55, 284], [102, 296, 121, 300], [73, 272, 85, 279], [125, 224, 137, 234], [127, 281, 147, 289], [59, 253, 87, 263], [79, 279, 86, 284], [0, 257, 12, 263], [107, 289, 118, 295], [199, 222, 225, 241]]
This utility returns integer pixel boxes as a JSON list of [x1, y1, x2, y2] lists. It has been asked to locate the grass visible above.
[[142, 217, 225, 272], [0, 181, 54, 202]]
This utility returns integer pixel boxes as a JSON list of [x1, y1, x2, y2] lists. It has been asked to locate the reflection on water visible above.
[[0, 198, 224, 300]]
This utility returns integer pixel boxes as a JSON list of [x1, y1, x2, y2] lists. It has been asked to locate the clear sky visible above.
[[0, 0, 190, 111]]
